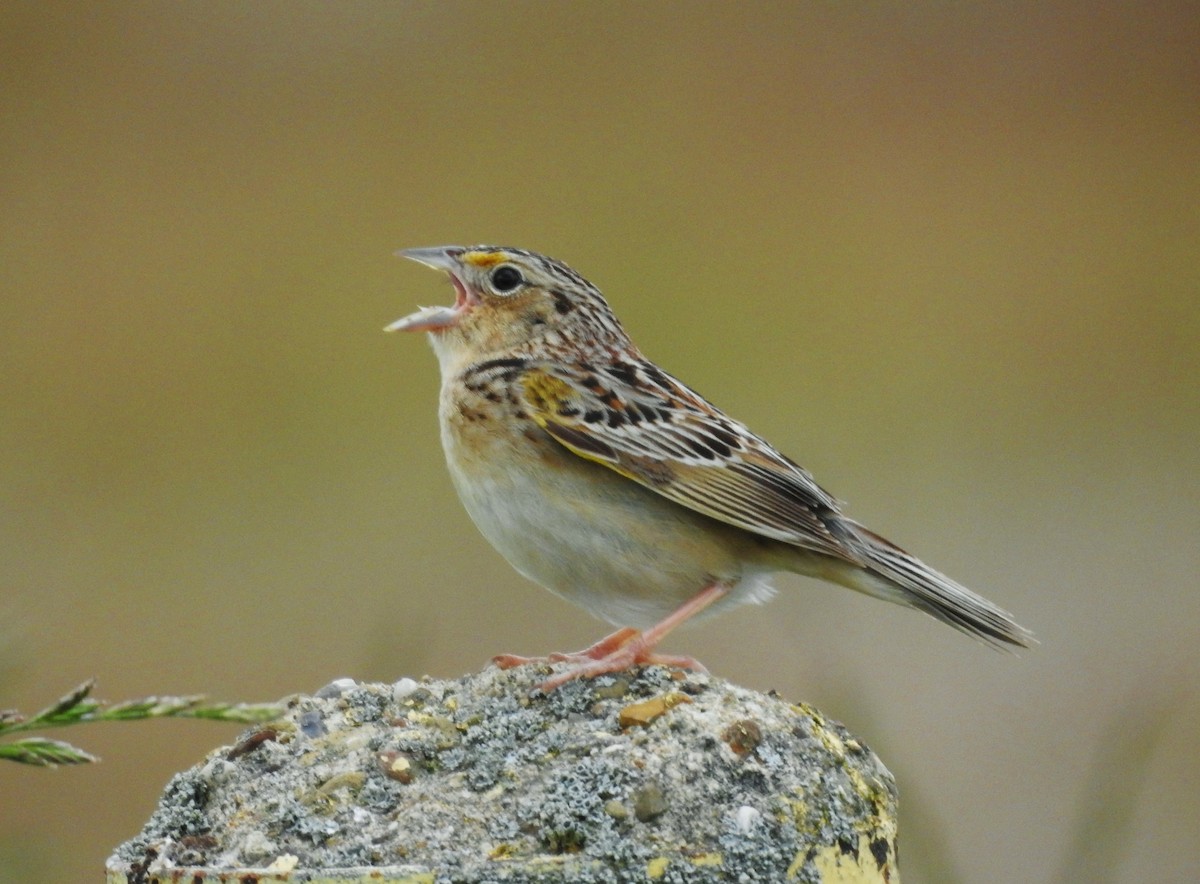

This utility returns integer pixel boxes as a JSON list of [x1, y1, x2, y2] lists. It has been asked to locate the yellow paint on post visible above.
[[810, 835, 897, 884]]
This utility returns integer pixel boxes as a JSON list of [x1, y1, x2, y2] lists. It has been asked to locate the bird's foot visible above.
[[535, 636, 707, 692], [494, 628, 705, 690], [492, 626, 707, 692], [492, 582, 730, 693], [491, 627, 639, 670]]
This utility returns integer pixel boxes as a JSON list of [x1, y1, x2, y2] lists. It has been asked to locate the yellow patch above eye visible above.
[[463, 251, 506, 269]]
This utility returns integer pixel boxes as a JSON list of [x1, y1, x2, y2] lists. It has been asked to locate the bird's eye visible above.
[[490, 265, 524, 293]]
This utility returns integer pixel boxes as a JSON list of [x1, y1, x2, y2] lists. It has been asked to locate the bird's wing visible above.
[[519, 361, 864, 564]]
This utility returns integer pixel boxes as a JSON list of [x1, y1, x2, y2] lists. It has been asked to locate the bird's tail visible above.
[[838, 523, 1034, 650]]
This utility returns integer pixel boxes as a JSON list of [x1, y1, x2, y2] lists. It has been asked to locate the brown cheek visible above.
[[454, 309, 497, 348]]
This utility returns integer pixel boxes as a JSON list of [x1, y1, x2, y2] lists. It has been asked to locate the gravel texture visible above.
[[108, 665, 899, 883]]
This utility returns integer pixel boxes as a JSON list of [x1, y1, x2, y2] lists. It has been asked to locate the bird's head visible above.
[[387, 246, 632, 366]]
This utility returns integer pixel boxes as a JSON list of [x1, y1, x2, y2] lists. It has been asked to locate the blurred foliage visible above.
[[0, 680, 281, 767], [1054, 688, 1189, 884]]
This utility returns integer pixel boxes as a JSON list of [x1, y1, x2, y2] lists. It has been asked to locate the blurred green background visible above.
[[2, 2, 1197, 881]]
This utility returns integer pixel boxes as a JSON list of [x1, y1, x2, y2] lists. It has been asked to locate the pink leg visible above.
[[511, 581, 730, 693], [492, 627, 639, 670]]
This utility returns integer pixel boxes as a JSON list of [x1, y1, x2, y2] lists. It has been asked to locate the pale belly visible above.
[[440, 413, 778, 628]]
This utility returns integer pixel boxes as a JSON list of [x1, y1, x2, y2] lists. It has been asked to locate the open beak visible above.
[[385, 246, 475, 333]]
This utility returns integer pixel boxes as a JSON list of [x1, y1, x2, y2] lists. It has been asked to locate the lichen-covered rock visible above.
[[107, 665, 899, 883]]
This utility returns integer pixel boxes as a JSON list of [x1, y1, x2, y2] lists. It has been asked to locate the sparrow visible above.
[[387, 245, 1031, 691]]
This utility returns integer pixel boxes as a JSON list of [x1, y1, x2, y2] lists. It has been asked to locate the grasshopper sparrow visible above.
[[388, 245, 1031, 691]]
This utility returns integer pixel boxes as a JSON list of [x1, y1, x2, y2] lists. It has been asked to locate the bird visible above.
[[387, 245, 1032, 691]]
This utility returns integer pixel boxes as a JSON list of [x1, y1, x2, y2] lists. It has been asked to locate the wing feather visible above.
[[520, 362, 863, 564]]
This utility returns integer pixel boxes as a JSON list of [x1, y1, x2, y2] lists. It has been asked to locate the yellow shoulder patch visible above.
[[521, 370, 576, 418]]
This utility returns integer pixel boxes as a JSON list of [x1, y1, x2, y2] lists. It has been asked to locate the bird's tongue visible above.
[[385, 274, 472, 333]]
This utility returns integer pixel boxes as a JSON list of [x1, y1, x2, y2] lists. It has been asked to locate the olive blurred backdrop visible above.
[[2, 2, 1197, 882]]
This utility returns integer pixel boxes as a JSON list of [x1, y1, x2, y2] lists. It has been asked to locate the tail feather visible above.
[[843, 524, 1034, 650]]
